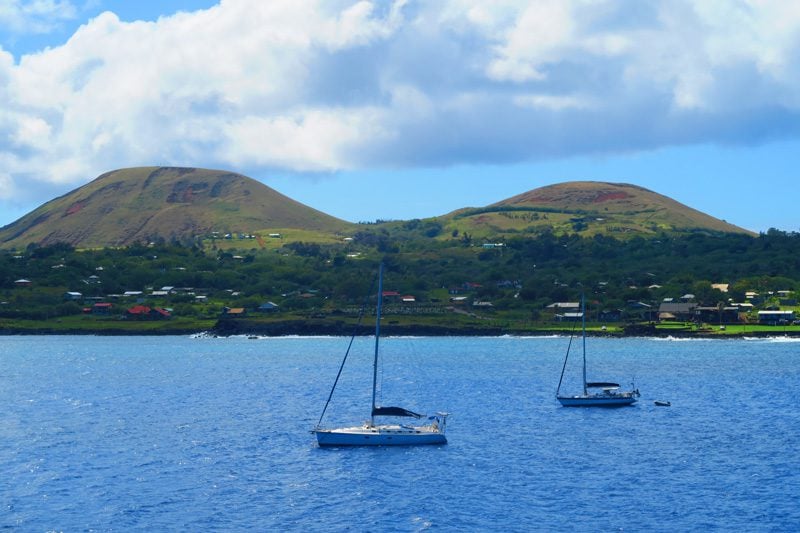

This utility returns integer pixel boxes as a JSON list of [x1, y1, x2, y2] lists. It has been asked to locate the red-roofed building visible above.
[[92, 302, 113, 315], [126, 305, 171, 320]]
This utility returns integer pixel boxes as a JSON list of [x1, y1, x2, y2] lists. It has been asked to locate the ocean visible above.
[[2, 335, 799, 531]]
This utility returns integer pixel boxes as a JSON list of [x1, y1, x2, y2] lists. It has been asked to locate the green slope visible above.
[[0, 167, 353, 249], [437, 181, 753, 239]]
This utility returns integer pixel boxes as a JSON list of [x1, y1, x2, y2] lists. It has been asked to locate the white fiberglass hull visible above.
[[314, 424, 447, 447], [557, 394, 638, 407]]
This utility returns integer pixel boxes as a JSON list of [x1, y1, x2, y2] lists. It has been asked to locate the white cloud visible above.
[[1, 0, 800, 205], [0, 171, 15, 200], [514, 93, 594, 111], [0, 0, 77, 34]]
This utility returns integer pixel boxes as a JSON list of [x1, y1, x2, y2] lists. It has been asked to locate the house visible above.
[[599, 308, 623, 322], [546, 302, 580, 311], [695, 306, 740, 324], [221, 307, 247, 318], [257, 302, 280, 313], [126, 305, 171, 320], [14, 279, 32, 286], [628, 301, 656, 321], [658, 302, 697, 322], [401, 295, 416, 303], [758, 310, 795, 325], [64, 291, 83, 301], [556, 312, 583, 322], [92, 302, 113, 315]]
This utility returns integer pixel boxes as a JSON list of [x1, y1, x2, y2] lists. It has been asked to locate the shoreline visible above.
[[1, 321, 798, 339]]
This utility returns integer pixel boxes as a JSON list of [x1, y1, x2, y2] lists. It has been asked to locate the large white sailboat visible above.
[[313, 263, 448, 446], [556, 295, 640, 407]]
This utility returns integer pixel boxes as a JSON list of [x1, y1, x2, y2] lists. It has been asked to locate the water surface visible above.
[[1, 335, 799, 530]]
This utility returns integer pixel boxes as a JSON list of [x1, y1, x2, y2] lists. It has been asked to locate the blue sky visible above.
[[1, 1, 799, 233]]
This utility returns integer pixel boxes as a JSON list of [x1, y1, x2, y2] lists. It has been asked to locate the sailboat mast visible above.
[[371, 262, 384, 425], [582, 293, 587, 396]]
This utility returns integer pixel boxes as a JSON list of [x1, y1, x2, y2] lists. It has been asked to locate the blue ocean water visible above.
[[1, 334, 799, 531]]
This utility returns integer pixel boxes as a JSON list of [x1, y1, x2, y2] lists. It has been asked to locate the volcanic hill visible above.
[[440, 181, 753, 238], [0, 167, 351, 249]]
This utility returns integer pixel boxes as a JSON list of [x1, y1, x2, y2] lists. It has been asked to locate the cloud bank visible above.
[[2, 0, 800, 203]]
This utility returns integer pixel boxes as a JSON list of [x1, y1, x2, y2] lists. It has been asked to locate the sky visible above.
[[1, 0, 800, 233]]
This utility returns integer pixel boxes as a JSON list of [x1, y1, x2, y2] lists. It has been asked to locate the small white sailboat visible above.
[[313, 263, 448, 446], [556, 295, 639, 407]]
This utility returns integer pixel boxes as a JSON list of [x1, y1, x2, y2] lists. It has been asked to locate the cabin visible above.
[[546, 302, 580, 311], [599, 308, 623, 322], [92, 302, 113, 315], [257, 302, 280, 313], [658, 302, 697, 322], [556, 312, 583, 322], [126, 305, 171, 320], [694, 306, 740, 324], [758, 310, 795, 325]]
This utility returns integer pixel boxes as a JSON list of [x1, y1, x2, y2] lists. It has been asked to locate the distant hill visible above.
[[0, 167, 352, 249], [439, 181, 753, 238]]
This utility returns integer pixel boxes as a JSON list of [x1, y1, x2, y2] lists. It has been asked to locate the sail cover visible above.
[[372, 406, 422, 418], [586, 382, 620, 388]]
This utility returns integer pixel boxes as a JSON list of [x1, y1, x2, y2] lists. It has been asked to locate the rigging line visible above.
[[315, 271, 378, 428], [556, 314, 580, 396]]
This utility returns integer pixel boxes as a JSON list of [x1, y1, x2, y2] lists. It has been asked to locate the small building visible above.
[[92, 302, 113, 315], [556, 312, 583, 322], [126, 305, 171, 320], [658, 302, 697, 322], [758, 310, 795, 325], [257, 302, 280, 313], [221, 307, 247, 318], [64, 291, 83, 301], [547, 302, 580, 311], [599, 308, 623, 322], [14, 279, 32, 286], [695, 306, 740, 324]]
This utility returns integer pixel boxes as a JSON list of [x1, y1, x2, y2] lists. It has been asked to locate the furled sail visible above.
[[372, 406, 422, 418]]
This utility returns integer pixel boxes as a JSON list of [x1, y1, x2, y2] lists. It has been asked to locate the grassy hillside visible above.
[[0, 167, 353, 249], [436, 181, 753, 239]]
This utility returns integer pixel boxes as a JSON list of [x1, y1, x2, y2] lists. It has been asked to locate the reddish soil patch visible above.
[[65, 202, 85, 216], [593, 192, 630, 203]]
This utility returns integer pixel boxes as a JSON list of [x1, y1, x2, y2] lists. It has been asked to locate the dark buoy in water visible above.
[[654, 400, 671, 407]]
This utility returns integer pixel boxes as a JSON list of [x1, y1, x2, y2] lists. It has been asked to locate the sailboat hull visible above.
[[314, 425, 447, 447], [557, 395, 637, 407]]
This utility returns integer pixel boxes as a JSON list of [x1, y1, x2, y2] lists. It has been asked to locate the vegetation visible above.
[[1, 227, 799, 336]]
